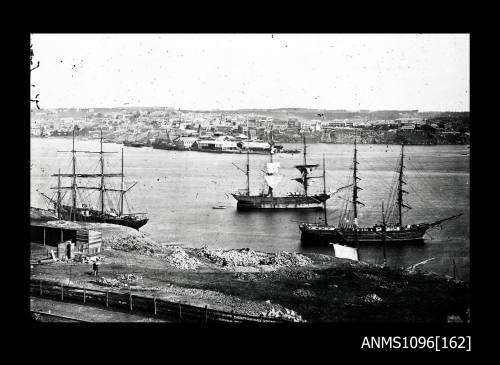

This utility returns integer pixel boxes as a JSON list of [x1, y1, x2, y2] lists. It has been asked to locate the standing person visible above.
[[93, 262, 98, 276]]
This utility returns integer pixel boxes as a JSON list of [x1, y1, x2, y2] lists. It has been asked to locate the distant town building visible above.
[[195, 137, 238, 152], [174, 136, 198, 149]]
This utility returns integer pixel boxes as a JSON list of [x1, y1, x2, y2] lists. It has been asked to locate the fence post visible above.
[[84, 288, 86, 303], [232, 310, 235, 323], [260, 314, 263, 323], [179, 303, 182, 321], [61, 285, 64, 301], [106, 291, 109, 307], [39, 280, 42, 296], [154, 297, 157, 315], [205, 305, 208, 323], [130, 293, 133, 312]]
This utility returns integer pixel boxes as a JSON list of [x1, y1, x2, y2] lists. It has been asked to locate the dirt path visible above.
[[31, 297, 166, 322]]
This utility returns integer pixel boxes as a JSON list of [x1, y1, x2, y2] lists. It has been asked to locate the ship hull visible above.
[[123, 141, 147, 148], [152, 143, 299, 154], [232, 193, 330, 209], [57, 207, 148, 230], [152, 143, 177, 150], [299, 223, 429, 245]]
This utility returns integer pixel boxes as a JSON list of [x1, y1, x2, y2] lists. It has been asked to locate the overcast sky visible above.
[[30, 33, 469, 111]]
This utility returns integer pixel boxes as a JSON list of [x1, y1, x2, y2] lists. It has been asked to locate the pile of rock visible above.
[[196, 247, 313, 269], [197, 247, 266, 267], [260, 251, 312, 268], [162, 248, 202, 270], [282, 270, 320, 281], [292, 288, 315, 298], [108, 232, 160, 255], [74, 255, 105, 264], [363, 293, 383, 304], [96, 273, 143, 287], [95, 276, 122, 287], [116, 273, 142, 282], [262, 307, 305, 322]]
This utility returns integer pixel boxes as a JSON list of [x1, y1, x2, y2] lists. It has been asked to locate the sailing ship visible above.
[[152, 129, 177, 150], [299, 142, 461, 244], [231, 135, 331, 209], [123, 133, 147, 147], [38, 129, 149, 229]]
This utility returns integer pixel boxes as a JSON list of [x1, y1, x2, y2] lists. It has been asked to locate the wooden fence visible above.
[[30, 279, 286, 323]]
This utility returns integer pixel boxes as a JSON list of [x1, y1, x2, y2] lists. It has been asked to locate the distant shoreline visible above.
[[31, 135, 470, 146]]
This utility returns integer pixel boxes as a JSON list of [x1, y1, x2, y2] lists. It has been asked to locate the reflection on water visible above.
[[31, 138, 470, 281]]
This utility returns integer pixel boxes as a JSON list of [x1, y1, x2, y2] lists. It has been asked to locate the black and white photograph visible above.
[[29, 33, 470, 330]]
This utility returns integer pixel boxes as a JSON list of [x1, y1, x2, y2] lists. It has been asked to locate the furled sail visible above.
[[266, 162, 280, 174], [294, 164, 319, 174], [264, 174, 283, 189], [292, 176, 320, 183]]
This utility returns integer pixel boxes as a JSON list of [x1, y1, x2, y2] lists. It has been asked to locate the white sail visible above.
[[308, 179, 317, 186], [264, 174, 283, 189], [266, 162, 280, 174], [332, 244, 359, 261]]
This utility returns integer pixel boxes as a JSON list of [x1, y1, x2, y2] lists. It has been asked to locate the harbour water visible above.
[[30, 137, 470, 281]]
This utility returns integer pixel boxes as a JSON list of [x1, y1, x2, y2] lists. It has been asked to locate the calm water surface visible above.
[[31, 137, 470, 281]]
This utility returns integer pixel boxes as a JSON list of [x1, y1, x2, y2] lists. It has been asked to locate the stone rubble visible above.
[[95, 273, 143, 288], [95, 276, 122, 287], [292, 288, 315, 298], [107, 232, 160, 254], [116, 273, 142, 282], [196, 247, 312, 270], [74, 255, 106, 264], [260, 302, 305, 322], [161, 248, 202, 270], [108, 231, 202, 270], [363, 293, 383, 304]]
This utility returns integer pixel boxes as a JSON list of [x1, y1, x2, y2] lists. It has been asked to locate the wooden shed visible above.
[[31, 224, 102, 256]]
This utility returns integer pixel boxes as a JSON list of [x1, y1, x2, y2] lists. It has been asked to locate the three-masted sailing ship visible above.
[[39, 129, 149, 229], [231, 135, 331, 209], [299, 141, 461, 244], [123, 133, 147, 148]]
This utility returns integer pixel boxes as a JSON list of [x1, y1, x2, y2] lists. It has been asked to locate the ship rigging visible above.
[[299, 142, 462, 245], [231, 135, 331, 209], [38, 129, 148, 229]]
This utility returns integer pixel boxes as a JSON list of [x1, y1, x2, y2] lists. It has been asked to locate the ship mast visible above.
[[269, 126, 274, 163], [352, 140, 359, 224], [303, 134, 307, 165], [268, 127, 274, 196], [49, 132, 122, 217], [322, 153, 327, 225], [303, 135, 308, 196], [353, 140, 359, 246], [120, 148, 124, 215], [246, 149, 250, 196], [57, 168, 61, 219], [100, 129, 105, 217], [71, 128, 77, 221], [397, 144, 408, 227], [293, 135, 318, 196], [351, 140, 364, 246], [381, 201, 387, 265], [232, 149, 250, 195]]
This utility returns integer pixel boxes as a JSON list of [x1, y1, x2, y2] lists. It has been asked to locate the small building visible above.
[[173, 136, 198, 149], [240, 140, 271, 151], [195, 138, 239, 152], [31, 224, 102, 256]]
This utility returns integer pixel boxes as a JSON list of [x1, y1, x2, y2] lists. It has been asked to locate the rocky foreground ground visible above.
[[30, 219, 470, 323]]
